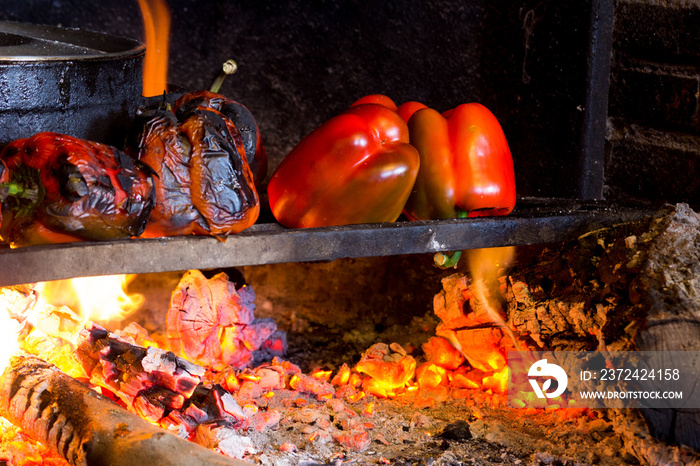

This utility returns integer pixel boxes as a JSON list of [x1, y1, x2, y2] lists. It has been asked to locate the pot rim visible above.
[[0, 20, 145, 63]]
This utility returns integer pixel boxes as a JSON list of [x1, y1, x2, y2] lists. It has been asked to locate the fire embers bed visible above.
[[0, 269, 443, 464], [0, 266, 488, 464], [0, 261, 526, 464]]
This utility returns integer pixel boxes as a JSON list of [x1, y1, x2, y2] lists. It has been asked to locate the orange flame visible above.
[[34, 275, 144, 325], [465, 247, 519, 351], [138, 0, 170, 96]]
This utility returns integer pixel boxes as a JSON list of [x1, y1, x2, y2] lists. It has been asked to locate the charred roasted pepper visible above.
[[267, 101, 420, 228], [175, 90, 267, 187], [400, 102, 516, 220], [127, 90, 260, 237], [0, 132, 156, 247]]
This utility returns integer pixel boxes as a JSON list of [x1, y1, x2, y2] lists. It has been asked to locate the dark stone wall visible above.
[[1, 0, 594, 200], [607, 0, 700, 207]]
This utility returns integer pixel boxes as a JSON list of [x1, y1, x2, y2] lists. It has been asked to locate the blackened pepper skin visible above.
[[128, 107, 206, 237], [0, 132, 156, 247], [127, 91, 260, 238], [175, 90, 267, 187]]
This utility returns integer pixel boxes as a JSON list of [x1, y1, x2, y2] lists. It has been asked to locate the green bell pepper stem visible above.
[[0, 166, 45, 218], [2, 181, 23, 198], [209, 59, 238, 94], [434, 250, 462, 269], [432, 209, 469, 268]]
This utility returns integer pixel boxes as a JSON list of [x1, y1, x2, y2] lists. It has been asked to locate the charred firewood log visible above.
[[503, 203, 700, 458], [627, 203, 700, 453], [73, 321, 205, 425], [73, 321, 253, 436], [0, 354, 251, 466]]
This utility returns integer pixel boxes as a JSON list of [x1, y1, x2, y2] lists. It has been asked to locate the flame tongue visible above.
[[35, 275, 144, 325], [138, 0, 171, 97], [465, 246, 517, 341], [0, 275, 143, 380]]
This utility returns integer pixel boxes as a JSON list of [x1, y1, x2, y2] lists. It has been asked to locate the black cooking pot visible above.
[[0, 21, 144, 148]]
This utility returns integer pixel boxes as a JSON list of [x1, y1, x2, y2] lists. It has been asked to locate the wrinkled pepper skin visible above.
[[130, 107, 204, 236], [128, 91, 260, 237], [175, 90, 267, 186], [402, 103, 516, 220], [0, 132, 156, 247], [267, 103, 420, 229]]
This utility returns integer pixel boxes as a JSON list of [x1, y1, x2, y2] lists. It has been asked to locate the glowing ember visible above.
[[354, 343, 416, 397], [35, 275, 143, 324], [331, 363, 352, 386], [415, 362, 448, 390], [137, 0, 170, 96], [310, 368, 333, 382], [348, 391, 366, 403], [482, 365, 509, 394], [422, 336, 465, 370]]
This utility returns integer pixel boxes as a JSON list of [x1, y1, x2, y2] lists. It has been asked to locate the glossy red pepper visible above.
[[401, 102, 516, 220], [267, 101, 420, 228]]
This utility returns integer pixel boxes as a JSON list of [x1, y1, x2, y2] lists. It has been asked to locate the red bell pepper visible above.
[[267, 101, 420, 228], [350, 94, 399, 110], [0, 132, 156, 247], [396, 101, 428, 123], [401, 102, 516, 220]]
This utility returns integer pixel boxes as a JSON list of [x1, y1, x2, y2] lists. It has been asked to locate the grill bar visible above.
[[0, 199, 655, 286]]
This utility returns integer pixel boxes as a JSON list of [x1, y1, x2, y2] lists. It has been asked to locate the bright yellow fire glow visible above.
[[138, 0, 171, 97], [0, 291, 22, 375], [482, 366, 509, 394], [35, 275, 144, 324], [311, 369, 332, 382]]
